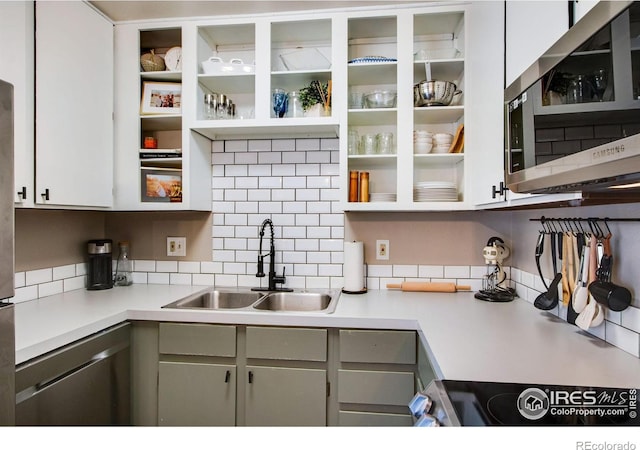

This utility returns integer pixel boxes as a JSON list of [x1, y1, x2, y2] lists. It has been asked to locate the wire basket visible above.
[[140, 51, 165, 72]]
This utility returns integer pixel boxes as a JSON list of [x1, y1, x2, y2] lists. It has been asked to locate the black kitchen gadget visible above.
[[87, 239, 113, 290]]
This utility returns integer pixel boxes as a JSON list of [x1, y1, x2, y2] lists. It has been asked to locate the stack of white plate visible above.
[[369, 192, 397, 202], [413, 181, 458, 202]]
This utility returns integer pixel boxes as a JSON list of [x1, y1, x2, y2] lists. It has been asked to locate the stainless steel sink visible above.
[[252, 291, 339, 313], [161, 288, 339, 313], [162, 289, 266, 309]]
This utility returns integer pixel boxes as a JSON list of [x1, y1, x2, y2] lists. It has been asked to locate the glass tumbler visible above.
[[377, 132, 394, 154], [287, 90, 304, 118], [362, 133, 377, 155], [203, 93, 218, 119], [348, 130, 360, 155], [272, 88, 288, 118]]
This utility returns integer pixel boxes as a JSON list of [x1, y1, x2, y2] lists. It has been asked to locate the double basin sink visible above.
[[162, 287, 340, 314]]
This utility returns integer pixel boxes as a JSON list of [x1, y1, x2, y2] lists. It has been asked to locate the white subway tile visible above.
[[283, 251, 307, 263], [170, 273, 193, 285], [307, 277, 330, 289], [621, 306, 640, 333], [234, 250, 256, 263], [331, 227, 344, 239], [368, 265, 392, 277], [307, 176, 331, 189], [283, 202, 307, 214], [319, 264, 342, 276], [225, 214, 248, 226], [292, 239, 317, 252], [307, 202, 331, 214], [224, 238, 248, 250], [235, 177, 258, 189], [212, 176, 235, 189], [248, 164, 271, 177], [259, 202, 282, 214], [178, 261, 201, 273], [212, 201, 235, 214], [272, 189, 295, 201], [236, 202, 259, 214], [213, 152, 234, 164], [132, 272, 148, 284], [76, 263, 87, 276], [271, 214, 296, 226], [212, 140, 224, 153], [320, 138, 339, 151], [212, 213, 225, 225], [296, 214, 319, 226], [272, 164, 296, 176], [320, 189, 340, 202], [307, 227, 331, 239], [14, 272, 25, 288], [248, 139, 271, 152], [235, 152, 257, 164], [225, 140, 248, 152], [283, 176, 306, 189], [224, 262, 247, 275], [237, 275, 257, 288], [444, 266, 470, 278], [276, 240, 295, 251], [225, 189, 247, 201], [247, 189, 271, 201], [296, 189, 320, 201], [606, 321, 640, 357], [320, 214, 343, 227], [134, 260, 156, 272], [215, 274, 238, 286], [330, 277, 344, 289], [296, 164, 320, 176], [211, 166, 224, 177], [281, 227, 306, 238], [321, 164, 339, 176], [213, 225, 235, 238], [585, 319, 606, 340], [201, 261, 223, 274], [26, 268, 52, 286], [39, 280, 63, 298], [272, 139, 295, 151], [366, 277, 380, 290], [295, 138, 320, 151], [320, 239, 343, 252], [418, 265, 443, 278], [156, 261, 178, 273], [306, 151, 331, 164], [308, 252, 331, 264], [520, 270, 535, 289], [225, 165, 248, 177], [148, 272, 170, 284], [605, 309, 622, 325], [12, 286, 38, 303], [294, 264, 318, 276], [394, 265, 418, 278], [211, 189, 224, 201], [331, 251, 344, 264], [259, 152, 282, 164], [259, 177, 282, 189], [193, 274, 216, 286], [284, 276, 306, 289], [470, 265, 488, 279], [213, 250, 236, 262], [64, 276, 86, 292], [381, 278, 403, 289], [235, 226, 258, 238], [282, 151, 305, 163]]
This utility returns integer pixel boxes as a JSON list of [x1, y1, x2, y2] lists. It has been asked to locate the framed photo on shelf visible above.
[[141, 167, 182, 202], [140, 81, 182, 115]]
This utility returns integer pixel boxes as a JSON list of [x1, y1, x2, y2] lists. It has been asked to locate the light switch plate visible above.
[[167, 237, 186, 257]]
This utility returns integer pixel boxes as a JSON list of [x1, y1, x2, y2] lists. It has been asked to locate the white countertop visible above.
[[14, 284, 640, 388]]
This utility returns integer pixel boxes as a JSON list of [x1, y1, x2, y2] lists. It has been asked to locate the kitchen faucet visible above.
[[252, 219, 293, 292]]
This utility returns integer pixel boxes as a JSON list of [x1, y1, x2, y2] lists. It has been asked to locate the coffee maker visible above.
[[87, 239, 113, 290]]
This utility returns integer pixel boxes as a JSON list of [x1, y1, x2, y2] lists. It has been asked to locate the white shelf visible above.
[[348, 154, 396, 168], [191, 117, 339, 140], [414, 106, 464, 124], [413, 153, 464, 166], [348, 108, 397, 126], [140, 114, 182, 131], [197, 73, 255, 95], [140, 71, 182, 82]]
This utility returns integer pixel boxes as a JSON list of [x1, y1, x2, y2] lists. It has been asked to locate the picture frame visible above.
[[140, 81, 182, 115], [141, 168, 182, 202]]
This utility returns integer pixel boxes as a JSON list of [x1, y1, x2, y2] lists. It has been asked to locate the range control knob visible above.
[[415, 413, 440, 427]]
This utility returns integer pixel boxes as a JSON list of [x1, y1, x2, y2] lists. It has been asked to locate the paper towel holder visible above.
[[342, 262, 368, 295]]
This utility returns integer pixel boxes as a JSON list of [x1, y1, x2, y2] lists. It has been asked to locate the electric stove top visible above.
[[427, 380, 639, 426]]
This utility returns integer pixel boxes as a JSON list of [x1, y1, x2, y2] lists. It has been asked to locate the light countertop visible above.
[[13, 284, 640, 387]]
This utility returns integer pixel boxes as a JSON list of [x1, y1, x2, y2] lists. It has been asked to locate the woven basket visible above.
[[140, 50, 165, 72]]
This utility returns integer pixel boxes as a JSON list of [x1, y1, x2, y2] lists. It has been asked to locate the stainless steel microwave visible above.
[[505, 1, 640, 195]]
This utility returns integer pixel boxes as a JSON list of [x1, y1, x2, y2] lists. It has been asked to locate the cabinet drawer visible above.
[[338, 410, 413, 427], [159, 323, 236, 357], [246, 326, 327, 361], [339, 330, 416, 364], [338, 369, 414, 406]]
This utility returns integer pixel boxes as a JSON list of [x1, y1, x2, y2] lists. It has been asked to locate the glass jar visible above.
[[286, 91, 304, 118], [114, 241, 133, 286]]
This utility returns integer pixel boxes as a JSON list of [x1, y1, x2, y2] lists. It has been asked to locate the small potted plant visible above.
[[299, 80, 332, 117], [542, 70, 571, 105]]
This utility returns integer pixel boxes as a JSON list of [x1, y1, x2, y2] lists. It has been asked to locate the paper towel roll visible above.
[[343, 241, 365, 292]]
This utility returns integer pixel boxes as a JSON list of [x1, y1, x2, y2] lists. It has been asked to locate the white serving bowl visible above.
[[414, 143, 433, 154], [432, 145, 451, 153]]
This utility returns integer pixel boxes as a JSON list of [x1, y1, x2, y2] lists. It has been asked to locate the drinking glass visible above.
[[377, 132, 394, 154], [362, 133, 377, 155], [593, 68, 607, 101], [348, 130, 360, 155], [272, 88, 288, 118]]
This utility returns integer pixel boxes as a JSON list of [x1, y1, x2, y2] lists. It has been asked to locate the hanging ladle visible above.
[[534, 272, 563, 310]]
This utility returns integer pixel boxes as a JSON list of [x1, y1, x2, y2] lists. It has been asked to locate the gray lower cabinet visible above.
[[337, 329, 417, 426], [244, 366, 326, 426]]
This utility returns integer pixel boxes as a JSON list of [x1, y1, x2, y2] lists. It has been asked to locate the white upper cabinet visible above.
[[0, 1, 34, 207], [35, 1, 114, 208], [505, 1, 569, 88]]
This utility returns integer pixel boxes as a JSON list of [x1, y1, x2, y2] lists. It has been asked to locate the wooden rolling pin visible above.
[[386, 282, 471, 293]]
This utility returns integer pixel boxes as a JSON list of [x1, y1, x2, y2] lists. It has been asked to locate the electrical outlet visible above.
[[376, 240, 389, 260], [167, 237, 186, 257]]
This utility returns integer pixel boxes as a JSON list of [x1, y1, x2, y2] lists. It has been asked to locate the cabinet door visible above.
[[35, 1, 113, 208], [245, 366, 326, 426], [0, 1, 34, 206], [158, 361, 236, 426]]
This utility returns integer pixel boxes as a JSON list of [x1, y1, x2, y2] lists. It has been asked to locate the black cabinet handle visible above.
[[492, 182, 508, 199], [41, 188, 50, 201], [17, 186, 26, 199], [248, 371, 253, 384], [225, 370, 230, 383]]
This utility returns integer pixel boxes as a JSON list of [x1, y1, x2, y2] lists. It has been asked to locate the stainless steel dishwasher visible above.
[[15, 322, 130, 426]]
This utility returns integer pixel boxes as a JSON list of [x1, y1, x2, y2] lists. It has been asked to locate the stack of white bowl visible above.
[[414, 130, 433, 154], [432, 133, 453, 153]]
